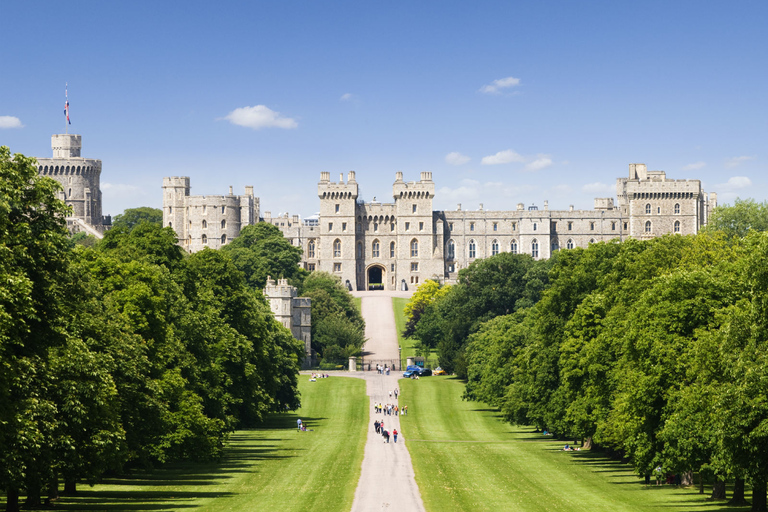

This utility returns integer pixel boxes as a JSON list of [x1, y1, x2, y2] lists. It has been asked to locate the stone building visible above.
[[35, 134, 111, 236], [263, 277, 313, 369], [293, 164, 716, 290], [162, 178, 258, 253]]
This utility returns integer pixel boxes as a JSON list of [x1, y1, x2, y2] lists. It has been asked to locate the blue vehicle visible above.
[[403, 370, 417, 378]]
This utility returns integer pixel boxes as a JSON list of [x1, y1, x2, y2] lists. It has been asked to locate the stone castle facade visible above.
[[164, 163, 716, 291], [35, 134, 111, 236], [263, 277, 313, 368]]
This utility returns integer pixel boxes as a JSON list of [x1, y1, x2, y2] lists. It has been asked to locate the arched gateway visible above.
[[366, 264, 386, 290]]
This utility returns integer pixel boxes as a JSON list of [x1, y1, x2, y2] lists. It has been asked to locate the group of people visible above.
[[374, 420, 398, 443], [297, 419, 309, 431], [374, 402, 406, 416], [309, 373, 329, 382], [376, 364, 390, 375]]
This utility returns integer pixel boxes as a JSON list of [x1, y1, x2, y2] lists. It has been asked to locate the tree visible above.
[[223, 223, 307, 289], [111, 207, 163, 231], [703, 198, 768, 239], [402, 280, 450, 339]]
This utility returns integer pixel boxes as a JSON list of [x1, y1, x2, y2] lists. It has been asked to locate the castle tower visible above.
[[264, 277, 313, 368], [36, 134, 107, 235], [317, 171, 359, 290], [162, 177, 190, 240], [392, 172, 436, 289]]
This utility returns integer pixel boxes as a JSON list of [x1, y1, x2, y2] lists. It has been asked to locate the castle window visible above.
[[531, 239, 539, 258], [169, 206, 173, 214], [447, 239, 455, 260], [551, 239, 559, 251], [374, 222, 378, 232], [590, 222, 595, 230], [202, 220, 208, 229], [68, 188, 72, 198], [307, 263, 316, 271], [357, 223, 362, 233], [202, 234, 208, 245], [221, 219, 226, 229], [567, 239, 574, 249], [308, 239, 315, 258], [449, 222, 453, 231], [168, 222, 172, 228], [372, 240, 380, 258], [645, 221, 651, 233], [202, 205, 207, 214], [493, 222, 498, 231], [469, 240, 476, 258], [412, 204, 417, 213], [411, 262, 419, 272], [357, 242, 363, 259], [568, 222, 573, 231], [552, 222, 557, 231], [342, 222, 347, 232], [329, 222, 333, 231], [334, 239, 341, 257], [410, 239, 419, 257], [589, 238, 595, 244], [511, 240, 518, 254], [624, 222, 628, 230], [675, 203, 680, 214], [611, 222, 616, 231], [335, 204, 340, 213], [333, 263, 342, 272], [512, 222, 517, 231], [448, 263, 455, 273], [405, 222, 410, 231], [189, 220, 192, 229], [491, 240, 499, 256], [391, 263, 395, 272], [419, 222, 424, 231], [645, 203, 651, 214], [391, 223, 395, 231], [390, 241, 396, 258], [657, 206, 661, 214], [470, 222, 475, 231], [221, 234, 227, 245], [533, 222, 537, 231], [674, 220, 681, 233], [221, 206, 225, 214]]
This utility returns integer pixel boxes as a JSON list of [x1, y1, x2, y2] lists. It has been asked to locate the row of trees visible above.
[[405, 200, 768, 511], [0, 147, 360, 511]]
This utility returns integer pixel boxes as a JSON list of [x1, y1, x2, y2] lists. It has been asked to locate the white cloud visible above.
[[221, 105, 297, 130], [0, 116, 23, 129], [481, 149, 525, 165], [340, 93, 354, 101], [445, 152, 470, 166], [725, 156, 755, 168], [582, 182, 614, 194], [479, 76, 521, 94], [716, 176, 753, 191], [682, 161, 706, 171], [525, 155, 553, 172]]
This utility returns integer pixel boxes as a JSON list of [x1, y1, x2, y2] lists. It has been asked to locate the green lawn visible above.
[[353, 296, 362, 314], [399, 376, 748, 512], [36, 376, 368, 512]]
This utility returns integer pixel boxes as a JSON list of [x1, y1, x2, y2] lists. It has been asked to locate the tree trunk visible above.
[[5, 487, 19, 512], [46, 473, 59, 505], [710, 479, 726, 500], [752, 479, 767, 512], [681, 470, 693, 486], [699, 472, 704, 494], [25, 481, 42, 508], [583, 437, 593, 450], [730, 478, 748, 506], [64, 476, 77, 495]]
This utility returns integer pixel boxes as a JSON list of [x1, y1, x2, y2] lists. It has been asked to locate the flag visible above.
[[64, 84, 71, 125]]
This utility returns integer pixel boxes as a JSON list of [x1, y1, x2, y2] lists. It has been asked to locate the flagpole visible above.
[[65, 83, 68, 135]]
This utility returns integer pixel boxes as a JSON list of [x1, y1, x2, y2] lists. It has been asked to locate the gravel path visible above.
[[350, 291, 425, 512]]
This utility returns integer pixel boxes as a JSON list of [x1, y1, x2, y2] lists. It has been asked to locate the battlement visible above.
[[317, 171, 359, 199], [392, 172, 435, 198], [52, 134, 81, 158]]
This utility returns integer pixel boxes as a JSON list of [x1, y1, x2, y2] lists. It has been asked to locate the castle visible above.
[[263, 277, 313, 368], [164, 164, 717, 291], [34, 134, 111, 236]]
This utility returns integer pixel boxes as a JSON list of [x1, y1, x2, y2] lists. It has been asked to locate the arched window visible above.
[[357, 242, 363, 258], [221, 206, 225, 214], [645, 203, 651, 214], [68, 188, 72, 198], [390, 241, 396, 258], [469, 240, 476, 258], [511, 240, 518, 254], [674, 220, 681, 233], [533, 222, 538, 231], [221, 219, 226, 229], [447, 239, 455, 260], [645, 221, 651, 233], [551, 239, 559, 251], [566, 239, 574, 249], [531, 239, 539, 258], [221, 234, 227, 245], [201, 234, 208, 245], [410, 239, 419, 258], [674, 203, 680, 214], [334, 239, 341, 258], [202, 220, 207, 229], [308, 239, 315, 258], [168, 222, 172, 229], [491, 239, 499, 256], [589, 239, 595, 244], [372, 240, 380, 258]]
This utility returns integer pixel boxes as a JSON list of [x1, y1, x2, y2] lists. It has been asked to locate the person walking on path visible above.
[[393, 429, 398, 443], [383, 429, 390, 443], [394, 388, 398, 399], [374, 420, 380, 434]]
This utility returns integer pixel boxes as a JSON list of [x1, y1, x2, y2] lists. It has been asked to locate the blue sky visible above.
[[1, 1, 766, 217]]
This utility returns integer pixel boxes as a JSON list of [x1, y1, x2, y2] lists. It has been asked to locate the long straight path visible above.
[[350, 290, 425, 512]]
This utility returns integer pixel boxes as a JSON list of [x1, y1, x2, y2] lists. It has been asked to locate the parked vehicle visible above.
[[433, 367, 447, 376]]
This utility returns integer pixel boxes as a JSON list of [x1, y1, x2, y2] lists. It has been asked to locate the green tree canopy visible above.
[[111, 206, 163, 231], [703, 198, 768, 238]]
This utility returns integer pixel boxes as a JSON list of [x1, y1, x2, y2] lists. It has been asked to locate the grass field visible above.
[[26, 376, 368, 512], [353, 296, 362, 314], [399, 376, 748, 512]]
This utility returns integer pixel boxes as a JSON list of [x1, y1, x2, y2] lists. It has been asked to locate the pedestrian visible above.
[[374, 420, 380, 434], [395, 405, 399, 416], [389, 390, 393, 398], [384, 430, 390, 443], [394, 388, 398, 399], [297, 418, 302, 431], [393, 429, 398, 443]]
